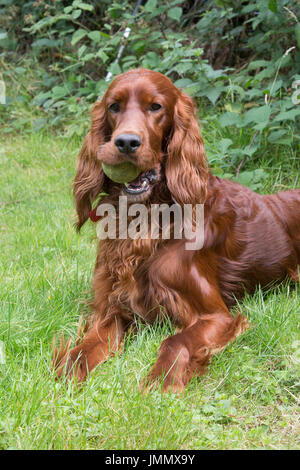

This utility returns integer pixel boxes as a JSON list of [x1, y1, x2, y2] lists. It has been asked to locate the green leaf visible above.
[[132, 40, 146, 53], [33, 91, 52, 106], [78, 45, 87, 58], [82, 53, 95, 62], [219, 138, 233, 155], [174, 78, 194, 88], [271, 138, 292, 145], [71, 29, 87, 45], [64, 6, 73, 13], [219, 112, 243, 127], [274, 108, 300, 121], [72, 9, 82, 19], [253, 121, 269, 131], [268, 0, 277, 13], [168, 7, 182, 22], [144, 0, 157, 12], [247, 60, 271, 71], [226, 84, 245, 98], [244, 105, 271, 125], [100, 31, 110, 39], [267, 130, 287, 143], [242, 145, 259, 157], [76, 2, 94, 11], [108, 62, 122, 76], [97, 50, 109, 63], [184, 84, 202, 97], [51, 86, 69, 99], [237, 170, 266, 189], [52, 100, 67, 108], [32, 38, 60, 49], [88, 31, 101, 43], [143, 51, 161, 68], [202, 85, 224, 105]]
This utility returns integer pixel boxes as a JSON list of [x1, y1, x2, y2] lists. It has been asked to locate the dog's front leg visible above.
[[143, 248, 248, 392], [53, 315, 125, 382], [144, 310, 247, 392], [53, 259, 127, 382]]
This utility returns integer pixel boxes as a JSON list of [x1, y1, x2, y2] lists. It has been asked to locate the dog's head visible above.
[[74, 68, 208, 230]]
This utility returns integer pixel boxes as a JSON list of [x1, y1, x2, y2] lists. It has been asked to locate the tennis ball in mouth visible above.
[[102, 162, 142, 184]]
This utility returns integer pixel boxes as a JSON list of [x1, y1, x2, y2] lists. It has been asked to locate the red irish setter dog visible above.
[[53, 69, 300, 391]]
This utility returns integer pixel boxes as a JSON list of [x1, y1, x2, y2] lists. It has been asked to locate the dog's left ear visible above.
[[166, 91, 208, 205]]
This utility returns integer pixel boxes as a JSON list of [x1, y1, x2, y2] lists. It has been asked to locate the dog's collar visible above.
[[89, 208, 100, 222]]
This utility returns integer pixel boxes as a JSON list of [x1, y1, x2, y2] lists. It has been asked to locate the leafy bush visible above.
[[0, 0, 299, 182]]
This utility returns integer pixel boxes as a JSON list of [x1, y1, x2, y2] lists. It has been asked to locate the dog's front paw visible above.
[[52, 336, 88, 383], [141, 343, 190, 393], [142, 364, 185, 394]]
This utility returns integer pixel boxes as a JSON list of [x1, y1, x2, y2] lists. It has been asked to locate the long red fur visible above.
[[53, 69, 300, 392]]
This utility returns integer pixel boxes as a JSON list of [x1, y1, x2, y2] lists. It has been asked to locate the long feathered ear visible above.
[[73, 99, 109, 231], [166, 91, 208, 205]]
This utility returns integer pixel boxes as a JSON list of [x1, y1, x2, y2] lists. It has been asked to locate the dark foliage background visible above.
[[1, 0, 299, 184]]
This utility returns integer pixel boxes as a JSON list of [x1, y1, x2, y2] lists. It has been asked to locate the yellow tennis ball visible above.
[[102, 162, 141, 183]]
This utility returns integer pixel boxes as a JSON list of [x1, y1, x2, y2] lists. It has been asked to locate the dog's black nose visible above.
[[114, 134, 142, 154]]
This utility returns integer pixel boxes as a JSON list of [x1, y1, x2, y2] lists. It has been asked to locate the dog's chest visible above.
[[104, 237, 161, 303]]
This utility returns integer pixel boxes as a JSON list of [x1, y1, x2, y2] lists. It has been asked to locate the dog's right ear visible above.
[[73, 99, 109, 231]]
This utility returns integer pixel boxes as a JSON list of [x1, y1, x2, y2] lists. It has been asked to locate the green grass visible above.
[[0, 131, 299, 450]]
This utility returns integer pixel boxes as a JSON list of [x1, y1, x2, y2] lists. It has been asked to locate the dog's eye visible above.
[[149, 103, 162, 112], [109, 103, 120, 113]]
